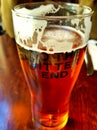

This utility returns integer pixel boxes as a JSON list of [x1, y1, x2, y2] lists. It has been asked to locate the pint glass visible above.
[[12, 2, 93, 129]]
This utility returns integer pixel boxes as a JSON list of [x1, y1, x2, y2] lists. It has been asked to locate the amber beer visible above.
[[16, 26, 86, 129], [12, 2, 93, 129]]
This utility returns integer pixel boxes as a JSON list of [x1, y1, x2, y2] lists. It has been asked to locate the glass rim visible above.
[[12, 2, 94, 20]]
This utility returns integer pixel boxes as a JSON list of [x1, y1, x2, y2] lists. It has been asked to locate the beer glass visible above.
[[12, 2, 93, 129]]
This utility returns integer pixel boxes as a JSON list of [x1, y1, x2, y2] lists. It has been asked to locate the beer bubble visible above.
[[13, 4, 86, 54]]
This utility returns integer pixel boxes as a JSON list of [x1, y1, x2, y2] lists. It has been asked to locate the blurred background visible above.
[[0, 0, 96, 39]]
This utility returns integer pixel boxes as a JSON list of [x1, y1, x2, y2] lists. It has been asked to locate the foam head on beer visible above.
[[12, 3, 87, 54]]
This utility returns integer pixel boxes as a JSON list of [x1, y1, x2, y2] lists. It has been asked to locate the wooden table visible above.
[[0, 34, 97, 130]]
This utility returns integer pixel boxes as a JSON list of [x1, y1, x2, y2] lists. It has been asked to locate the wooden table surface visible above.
[[0, 34, 97, 130]]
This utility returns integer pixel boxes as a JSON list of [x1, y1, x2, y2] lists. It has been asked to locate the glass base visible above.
[[33, 112, 68, 130]]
